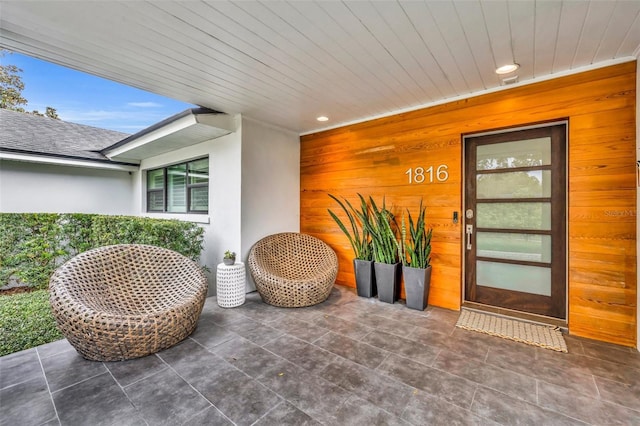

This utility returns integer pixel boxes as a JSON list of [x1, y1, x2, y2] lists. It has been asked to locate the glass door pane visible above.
[[476, 202, 551, 230], [465, 124, 566, 319], [477, 170, 551, 199], [476, 137, 551, 170], [476, 232, 552, 263], [477, 261, 551, 296]]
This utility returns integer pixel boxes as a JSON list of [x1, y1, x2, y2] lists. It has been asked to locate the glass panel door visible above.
[[464, 124, 567, 319]]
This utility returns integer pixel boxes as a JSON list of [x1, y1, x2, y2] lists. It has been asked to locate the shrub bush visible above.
[[0, 213, 206, 289], [0, 214, 25, 285], [90, 215, 205, 261], [0, 290, 64, 356]]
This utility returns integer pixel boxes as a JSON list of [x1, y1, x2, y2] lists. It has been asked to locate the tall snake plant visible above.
[[356, 196, 400, 264], [401, 199, 432, 268], [327, 194, 373, 261]]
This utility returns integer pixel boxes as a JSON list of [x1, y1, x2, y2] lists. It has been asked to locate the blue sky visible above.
[[3, 51, 194, 134]]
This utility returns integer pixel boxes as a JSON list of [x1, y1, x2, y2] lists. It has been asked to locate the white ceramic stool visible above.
[[216, 262, 246, 308]]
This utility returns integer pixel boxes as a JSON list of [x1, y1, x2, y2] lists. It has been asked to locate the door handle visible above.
[[466, 224, 473, 250]]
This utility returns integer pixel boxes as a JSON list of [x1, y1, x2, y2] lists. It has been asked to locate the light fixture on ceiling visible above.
[[495, 63, 519, 74], [316, 116, 329, 122], [501, 75, 519, 85]]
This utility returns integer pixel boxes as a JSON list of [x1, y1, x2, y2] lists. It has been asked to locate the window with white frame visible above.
[[146, 157, 209, 213]]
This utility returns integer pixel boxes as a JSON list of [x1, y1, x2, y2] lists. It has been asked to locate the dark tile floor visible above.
[[2, 285, 640, 426]]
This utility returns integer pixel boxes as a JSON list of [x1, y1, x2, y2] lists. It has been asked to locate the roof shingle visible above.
[[0, 108, 130, 162]]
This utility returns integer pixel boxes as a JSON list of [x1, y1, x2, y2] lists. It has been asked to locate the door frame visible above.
[[461, 120, 569, 321]]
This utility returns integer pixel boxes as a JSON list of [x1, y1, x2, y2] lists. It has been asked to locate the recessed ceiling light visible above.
[[316, 116, 329, 122], [496, 63, 520, 75]]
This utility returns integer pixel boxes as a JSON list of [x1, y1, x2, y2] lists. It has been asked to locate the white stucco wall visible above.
[[133, 117, 243, 294], [2, 114, 301, 297], [0, 159, 135, 214], [133, 115, 300, 294], [241, 117, 300, 291], [132, 116, 300, 294]]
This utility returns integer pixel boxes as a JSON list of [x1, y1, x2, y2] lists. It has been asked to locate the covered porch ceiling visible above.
[[1, 1, 639, 134]]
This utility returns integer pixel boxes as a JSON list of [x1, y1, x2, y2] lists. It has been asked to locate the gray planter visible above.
[[353, 259, 376, 298], [374, 262, 401, 303], [403, 265, 432, 311]]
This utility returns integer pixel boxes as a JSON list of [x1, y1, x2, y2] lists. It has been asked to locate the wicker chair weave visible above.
[[248, 233, 338, 307], [49, 244, 207, 361]]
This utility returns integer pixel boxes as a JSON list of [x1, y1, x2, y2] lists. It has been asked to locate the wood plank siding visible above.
[[300, 61, 637, 347]]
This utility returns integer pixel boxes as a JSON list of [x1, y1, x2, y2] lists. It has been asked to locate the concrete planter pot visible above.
[[374, 262, 401, 303], [353, 259, 376, 298], [403, 265, 432, 311]]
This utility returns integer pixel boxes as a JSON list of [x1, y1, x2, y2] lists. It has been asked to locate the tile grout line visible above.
[[7, 286, 638, 425], [47, 370, 110, 395], [182, 405, 228, 426], [155, 351, 236, 426], [264, 327, 412, 422], [483, 346, 490, 363], [257, 331, 286, 348], [106, 367, 150, 426], [114, 359, 168, 389], [429, 347, 443, 368], [309, 329, 331, 345], [248, 359, 329, 424], [591, 374, 602, 400], [397, 388, 417, 425], [248, 399, 286, 426], [403, 348, 543, 407], [468, 386, 479, 411], [0, 361, 43, 392], [35, 347, 61, 425], [165, 336, 267, 384], [374, 351, 393, 371]]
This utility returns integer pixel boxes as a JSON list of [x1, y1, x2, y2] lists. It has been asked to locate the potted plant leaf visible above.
[[401, 200, 433, 310], [358, 196, 401, 303], [223, 250, 236, 265], [328, 193, 376, 297]]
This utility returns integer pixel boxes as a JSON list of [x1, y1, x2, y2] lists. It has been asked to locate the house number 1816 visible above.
[[405, 165, 449, 184]]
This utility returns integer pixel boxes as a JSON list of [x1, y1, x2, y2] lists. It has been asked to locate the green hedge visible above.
[[0, 289, 64, 356], [0, 213, 206, 290]]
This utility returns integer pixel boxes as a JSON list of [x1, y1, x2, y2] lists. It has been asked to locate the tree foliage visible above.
[[0, 62, 27, 109], [0, 50, 59, 119]]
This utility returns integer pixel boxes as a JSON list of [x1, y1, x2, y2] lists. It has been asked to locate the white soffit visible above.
[[1, 1, 639, 133], [104, 111, 236, 161]]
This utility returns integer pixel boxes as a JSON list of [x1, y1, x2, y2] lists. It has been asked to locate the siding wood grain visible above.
[[300, 62, 637, 346]]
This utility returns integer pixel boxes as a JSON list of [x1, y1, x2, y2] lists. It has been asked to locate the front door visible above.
[[464, 124, 566, 319]]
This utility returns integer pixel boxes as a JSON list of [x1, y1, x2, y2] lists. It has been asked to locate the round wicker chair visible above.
[[248, 233, 338, 308], [49, 244, 208, 362]]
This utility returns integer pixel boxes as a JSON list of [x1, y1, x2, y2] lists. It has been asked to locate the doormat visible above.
[[456, 309, 568, 353]]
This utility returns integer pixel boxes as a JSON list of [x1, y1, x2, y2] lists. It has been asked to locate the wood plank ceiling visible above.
[[1, 0, 639, 134]]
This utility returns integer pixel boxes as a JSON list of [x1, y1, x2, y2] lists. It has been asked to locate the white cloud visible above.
[[56, 108, 169, 133], [127, 101, 163, 108], [61, 110, 128, 122], [116, 124, 148, 132], [59, 108, 164, 122]]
